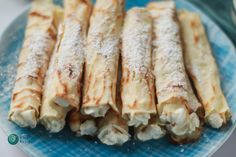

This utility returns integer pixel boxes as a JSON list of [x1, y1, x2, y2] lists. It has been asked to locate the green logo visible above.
[[8, 134, 19, 145]]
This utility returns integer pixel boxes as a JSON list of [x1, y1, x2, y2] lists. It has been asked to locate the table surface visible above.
[[0, 0, 235, 157]]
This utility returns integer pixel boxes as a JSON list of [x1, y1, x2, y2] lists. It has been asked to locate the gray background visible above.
[[0, 0, 235, 157]]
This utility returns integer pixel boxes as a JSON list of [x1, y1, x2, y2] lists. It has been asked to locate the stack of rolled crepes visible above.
[[9, 0, 232, 146], [8, 0, 62, 128]]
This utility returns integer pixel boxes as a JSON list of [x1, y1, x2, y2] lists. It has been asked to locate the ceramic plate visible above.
[[0, 0, 236, 157]]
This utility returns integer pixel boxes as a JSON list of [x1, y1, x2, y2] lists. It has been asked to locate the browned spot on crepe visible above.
[[17, 63, 24, 68], [81, 0, 90, 4], [152, 14, 161, 19], [37, 66, 45, 80], [112, 83, 116, 104], [187, 70, 197, 82], [51, 16, 57, 30], [84, 67, 92, 95], [126, 69, 130, 83], [128, 100, 137, 109], [13, 88, 42, 101], [57, 71, 68, 96], [110, 84, 114, 103], [69, 113, 80, 124], [147, 79, 155, 110], [15, 76, 41, 86], [121, 68, 129, 84], [191, 20, 197, 28], [69, 118, 80, 124], [13, 95, 40, 104], [172, 84, 184, 89], [117, 14, 123, 21], [212, 84, 217, 93], [68, 65, 73, 78], [13, 103, 23, 109], [47, 27, 57, 41], [94, 76, 106, 106], [148, 5, 166, 12], [29, 11, 50, 19], [194, 31, 199, 45], [83, 96, 90, 105]]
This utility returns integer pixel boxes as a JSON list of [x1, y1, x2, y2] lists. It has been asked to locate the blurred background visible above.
[[0, 0, 235, 157], [189, 0, 236, 45]]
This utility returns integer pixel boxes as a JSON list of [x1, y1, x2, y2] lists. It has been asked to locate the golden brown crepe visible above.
[[147, 1, 202, 143], [81, 0, 124, 117], [50, 0, 92, 109], [40, 0, 92, 132], [178, 10, 231, 128], [97, 51, 130, 145], [121, 7, 156, 127], [8, 0, 61, 128]]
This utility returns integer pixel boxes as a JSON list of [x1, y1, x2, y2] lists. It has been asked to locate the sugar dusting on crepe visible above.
[[122, 8, 152, 74], [57, 18, 85, 80], [19, 31, 52, 78]]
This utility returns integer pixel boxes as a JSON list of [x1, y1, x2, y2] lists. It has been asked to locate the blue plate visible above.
[[0, 0, 236, 157]]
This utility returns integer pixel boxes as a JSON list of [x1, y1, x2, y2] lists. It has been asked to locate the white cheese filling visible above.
[[98, 125, 130, 145], [136, 124, 166, 141], [160, 103, 200, 136], [127, 113, 150, 127], [10, 109, 37, 128], [82, 104, 110, 117], [207, 112, 223, 129], [40, 117, 65, 133], [79, 120, 97, 136]]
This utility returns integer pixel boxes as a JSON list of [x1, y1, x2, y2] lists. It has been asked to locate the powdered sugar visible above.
[[18, 31, 52, 79], [90, 34, 119, 66], [122, 8, 152, 74], [86, 1, 123, 69], [88, 23, 120, 68], [152, 6, 188, 92], [57, 18, 85, 80], [0, 60, 17, 99]]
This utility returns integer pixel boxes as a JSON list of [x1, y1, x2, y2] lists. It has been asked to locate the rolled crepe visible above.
[[178, 10, 231, 128], [40, 25, 68, 132], [121, 8, 156, 127], [135, 116, 166, 142], [50, 0, 92, 109], [147, 1, 202, 143], [69, 110, 97, 136], [97, 59, 130, 145], [8, 0, 61, 128], [81, 0, 124, 117], [40, 0, 91, 132]]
